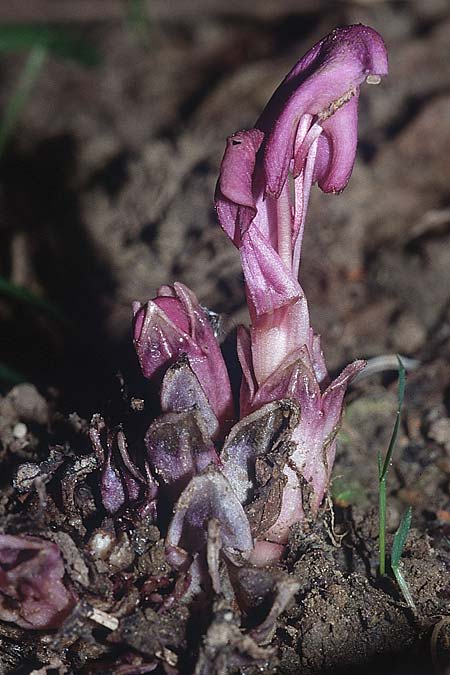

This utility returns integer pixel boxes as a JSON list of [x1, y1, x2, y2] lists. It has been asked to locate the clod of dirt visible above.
[[0, 384, 49, 461]]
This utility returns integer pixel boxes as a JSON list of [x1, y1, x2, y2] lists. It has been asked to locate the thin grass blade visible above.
[[391, 505, 412, 569], [0, 275, 67, 323], [379, 356, 406, 481], [0, 24, 100, 66], [0, 44, 46, 156]]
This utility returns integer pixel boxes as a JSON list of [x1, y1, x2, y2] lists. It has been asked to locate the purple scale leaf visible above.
[[166, 470, 253, 565], [263, 358, 366, 545], [117, 430, 145, 503], [220, 400, 299, 504], [90, 416, 153, 514], [101, 448, 127, 514], [160, 359, 220, 439], [145, 410, 219, 500]]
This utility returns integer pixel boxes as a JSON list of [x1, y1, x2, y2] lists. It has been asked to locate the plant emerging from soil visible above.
[[133, 24, 388, 567], [0, 24, 390, 674]]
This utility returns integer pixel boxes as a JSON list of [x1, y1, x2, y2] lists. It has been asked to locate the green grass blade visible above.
[[0, 275, 67, 323], [0, 362, 26, 385], [0, 24, 50, 51], [377, 448, 383, 480], [0, 25, 100, 66], [391, 506, 412, 569], [0, 44, 46, 156], [378, 358, 407, 576], [379, 356, 406, 481], [379, 474, 387, 576], [392, 564, 416, 612]]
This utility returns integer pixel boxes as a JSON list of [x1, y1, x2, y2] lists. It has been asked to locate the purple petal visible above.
[[257, 25, 388, 197], [166, 471, 253, 560], [134, 283, 234, 434], [215, 129, 264, 243], [240, 225, 301, 316], [133, 299, 189, 379]]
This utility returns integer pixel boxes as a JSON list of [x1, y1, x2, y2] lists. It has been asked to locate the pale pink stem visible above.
[[289, 115, 313, 248], [293, 120, 322, 178], [292, 132, 320, 276], [276, 179, 293, 268]]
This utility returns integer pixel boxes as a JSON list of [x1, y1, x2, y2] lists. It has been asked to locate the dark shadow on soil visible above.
[[0, 133, 123, 414]]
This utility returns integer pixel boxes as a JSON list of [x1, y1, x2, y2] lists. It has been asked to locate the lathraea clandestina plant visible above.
[[133, 24, 388, 568]]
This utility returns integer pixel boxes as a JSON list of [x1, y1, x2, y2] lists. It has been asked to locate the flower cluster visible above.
[[132, 24, 387, 566]]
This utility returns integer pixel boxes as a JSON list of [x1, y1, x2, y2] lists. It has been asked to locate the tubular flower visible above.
[[133, 282, 234, 438], [215, 24, 387, 395]]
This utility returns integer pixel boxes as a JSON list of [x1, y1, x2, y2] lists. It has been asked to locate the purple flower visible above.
[[0, 534, 76, 629], [133, 282, 233, 438], [213, 25, 387, 558], [215, 25, 388, 352], [90, 415, 158, 518]]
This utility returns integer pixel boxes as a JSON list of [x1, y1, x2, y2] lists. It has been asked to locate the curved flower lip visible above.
[[216, 130, 303, 316], [256, 24, 388, 198]]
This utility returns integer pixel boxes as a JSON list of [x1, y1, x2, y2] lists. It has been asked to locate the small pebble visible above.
[[13, 422, 27, 439], [428, 418, 450, 452], [88, 531, 115, 559]]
